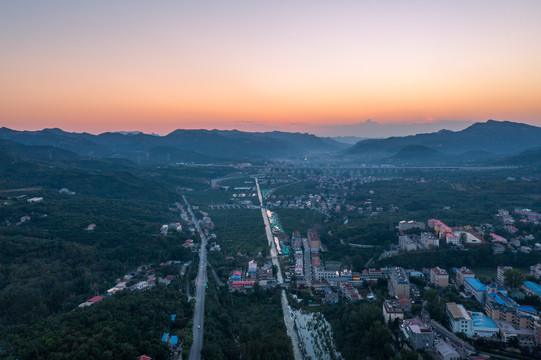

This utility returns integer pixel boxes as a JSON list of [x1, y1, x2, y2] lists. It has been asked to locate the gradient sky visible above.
[[1, 1, 540, 135]]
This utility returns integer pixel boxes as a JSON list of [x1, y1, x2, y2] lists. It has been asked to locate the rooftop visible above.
[[470, 312, 498, 330], [465, 278, 487, 291], [457, 266, 474, 275], [384, 299, 403, 313], [432, 267, 448, 276], [446, 302, 471, 320], [487, 292, 517, 307], [435, 342, 459, 357], [523, 281, 541, 296]]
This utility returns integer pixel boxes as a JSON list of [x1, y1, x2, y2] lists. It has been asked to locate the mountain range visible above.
[[345, 120, 541, 166], [0, 127, 347, 163], [1, 120, 541, 166]]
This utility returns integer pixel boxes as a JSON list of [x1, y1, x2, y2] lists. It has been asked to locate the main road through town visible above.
[[184, 196, 208, 360], [254, 177, 303, 360]]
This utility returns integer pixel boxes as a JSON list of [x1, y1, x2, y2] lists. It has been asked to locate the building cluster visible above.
[[261, 172, 400, 217], [375, 260, 541, 356], [287, 229, 363, 303], [442, 265, 541, 346], [493, 208, 539, 253], [397, 216, 539, 256], [78, 261, 182, 308], [514, 207, 541, 225], [228, 260, 276, 292]]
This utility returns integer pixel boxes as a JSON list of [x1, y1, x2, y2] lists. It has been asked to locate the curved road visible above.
[[184, 196, 208, 360]]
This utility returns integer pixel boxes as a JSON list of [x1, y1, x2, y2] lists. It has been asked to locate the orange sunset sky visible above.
[[1, 1, 540, 136]]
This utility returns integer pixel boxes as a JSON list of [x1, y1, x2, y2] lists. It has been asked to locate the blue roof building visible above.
[[171, 314, 176, 321], [170, 336, 178, 345], [161, 333, 169, 342], [515, 305, 537, 313], [470, 312, 499, 338], [464, 278, 487, 303], [487, 292, 517, 307], [522, 281, 541, 297]]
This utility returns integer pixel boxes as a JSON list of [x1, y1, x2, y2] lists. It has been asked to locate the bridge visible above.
[[266, 165, 516, 176]]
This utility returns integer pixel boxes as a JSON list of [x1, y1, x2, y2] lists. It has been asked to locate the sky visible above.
[[1, 1, 540, 136]]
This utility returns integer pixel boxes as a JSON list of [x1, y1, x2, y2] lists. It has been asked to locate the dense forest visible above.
[[203, 281, 294, 360], [0, 285, 192, 359]]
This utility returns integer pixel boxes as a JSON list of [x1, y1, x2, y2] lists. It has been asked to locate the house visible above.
[[19, 215, 31, 224], [231, 281, 255, 291], [430, 267, 449, 287], [383, 299, 404, 324], [491, 234, 508, 244], [85, 223, 96, 231], [510, 238, 521, 247], [136, 356, 152, 360], [78, 295, 103, 308], [307, 228, 320, 252], [398, 220, 425, 231], [420, 232, 439, 248], [493, 243, 506, 255], [464, 278, 487, 303], [325, 291, 339, 304], [160, 225, 168, 235], [59, 187, 75, 195], [446, 302, 473, 337], [435, 341, 460, 360], [403, 317, 433, 349], [27, 197, 43, 203], [397, 293, 412, 312], [530, 264, 541, 280], [456, 267, 475, 286], [446, 233, 460, 245]]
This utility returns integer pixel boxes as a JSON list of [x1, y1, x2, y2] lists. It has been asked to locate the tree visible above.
[[503, 268, 525, 290]]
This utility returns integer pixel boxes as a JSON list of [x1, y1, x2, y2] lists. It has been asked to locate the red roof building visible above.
[[87, 296, 103, 303]]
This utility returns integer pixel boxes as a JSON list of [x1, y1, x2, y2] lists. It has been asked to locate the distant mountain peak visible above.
[[346, 119, 541, 158]]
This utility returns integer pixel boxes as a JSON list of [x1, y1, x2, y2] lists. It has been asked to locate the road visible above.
[[209, 263, 224, 287], [255, 178, 283, 284], [255, 177, 303, 360], [430, 319, 475, 357], [302, 238, 312, 287], [184, 196, 208, 360]]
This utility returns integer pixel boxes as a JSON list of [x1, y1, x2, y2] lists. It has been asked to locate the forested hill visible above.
[[0, 127, 347, 163], [345, 120, 541, 157], [0, 143, 227, 358]]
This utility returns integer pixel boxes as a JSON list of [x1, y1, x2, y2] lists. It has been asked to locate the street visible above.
[[184, 196, 208, 360], [302, 238, 312, 287]]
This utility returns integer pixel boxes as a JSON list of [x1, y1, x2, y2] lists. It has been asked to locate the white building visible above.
[[383, 299, 404, 324], [446, 302, 473, 337], [456, 267, 475, 286], [314, 268, 340, 281], [530, 264, 541, 280], [420, 232, 439, 248], [497, 266, 513, 286]]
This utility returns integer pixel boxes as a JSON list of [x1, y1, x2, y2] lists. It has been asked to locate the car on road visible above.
[[198, 325, 201, 329]]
